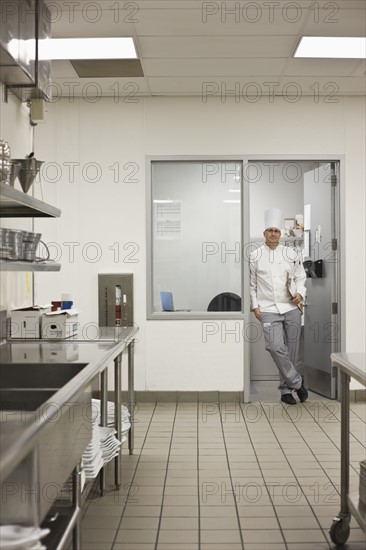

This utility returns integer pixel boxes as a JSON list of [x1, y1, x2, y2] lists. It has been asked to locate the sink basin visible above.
[[0, 389, 57, 411], [0, 362, 88, 413], [0, 362, 92, 525], [0, 362, 88, 392]]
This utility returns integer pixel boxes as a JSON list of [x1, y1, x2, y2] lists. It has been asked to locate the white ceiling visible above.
[[46, 0, 366, 97]]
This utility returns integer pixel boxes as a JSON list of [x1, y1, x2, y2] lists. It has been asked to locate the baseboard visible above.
[[350, 389, 366, 403], [92, 390, 245, 403]]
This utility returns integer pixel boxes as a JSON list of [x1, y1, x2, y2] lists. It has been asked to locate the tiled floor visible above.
[[81, 387, 366, 550]]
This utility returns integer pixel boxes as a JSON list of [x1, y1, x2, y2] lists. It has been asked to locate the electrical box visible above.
[[30, 98, 47, 123], [98, 274, 133, 328]]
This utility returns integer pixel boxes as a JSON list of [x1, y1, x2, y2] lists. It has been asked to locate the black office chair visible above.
[[207, 292, 241, 312]]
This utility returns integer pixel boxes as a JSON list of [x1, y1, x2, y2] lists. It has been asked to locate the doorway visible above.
[[247, 159, 341, 399]]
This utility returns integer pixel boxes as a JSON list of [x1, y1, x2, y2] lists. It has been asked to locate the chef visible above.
[[249, 208, 308, 405]]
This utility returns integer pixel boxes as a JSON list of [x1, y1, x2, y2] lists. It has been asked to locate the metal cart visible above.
[[329, 352, 366, 546]]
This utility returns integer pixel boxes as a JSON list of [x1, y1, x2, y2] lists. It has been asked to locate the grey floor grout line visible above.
[[262, 401, 334, 549], [110, 402, 158, 550], [217, 403, 246, 550], [153, 402, 178, 550], [305, 400, 365, 478], [239, 401, 290, 550], [196, 402, 201, 550], [79, 400, 366, 550]]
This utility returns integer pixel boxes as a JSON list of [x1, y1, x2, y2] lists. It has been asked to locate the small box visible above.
[[42, 309, 79, 339], [10, 305, 51, 339]]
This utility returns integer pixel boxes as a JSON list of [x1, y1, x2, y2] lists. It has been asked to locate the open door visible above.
[[303, 162, 339, 398]]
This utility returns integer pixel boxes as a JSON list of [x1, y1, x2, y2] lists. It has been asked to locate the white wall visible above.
[[1, 94, 365, 392], [0, 91, 34, 311]]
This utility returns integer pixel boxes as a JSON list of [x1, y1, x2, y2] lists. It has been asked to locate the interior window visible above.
[[150, 160, 242, 315]]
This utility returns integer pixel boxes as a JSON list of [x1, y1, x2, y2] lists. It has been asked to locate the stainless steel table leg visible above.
[[340, 369, 350, 519], [72, 464, 82, 550], [128, 340, 135, 455], [114, 353, 122, 489], [99, 370, 108, 495], [329, 369, 351, 545]]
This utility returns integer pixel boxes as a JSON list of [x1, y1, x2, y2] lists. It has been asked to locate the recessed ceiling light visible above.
[[38, 37, 138, 60], [294, 37, 366, 59]]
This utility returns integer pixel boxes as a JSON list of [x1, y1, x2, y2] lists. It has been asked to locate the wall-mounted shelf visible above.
[[0, 260, 61, 272], [0, 183, 61, 218]]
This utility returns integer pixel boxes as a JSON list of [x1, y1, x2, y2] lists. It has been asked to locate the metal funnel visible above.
[[9, 161, 22, 187], [14, 158, 44, 193]]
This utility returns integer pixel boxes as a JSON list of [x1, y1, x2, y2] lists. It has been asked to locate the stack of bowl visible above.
[[0, 139, 11, 185], [22, 231, 42, 261], [0, 229, 44, 262], [0, 229, 24, 261]]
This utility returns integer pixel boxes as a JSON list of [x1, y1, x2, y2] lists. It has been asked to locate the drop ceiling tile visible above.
[[139, 36, 297, 58], [278, 76, 366, 96], [143, 58, 287, 77], [350, 60, 366, 76], [302, 7, 366, 35], [146, 76, 292, 95], [146, 75, 365, 96], [49, 6, 137, 38], [284, 59, 361, 77], [70, 59, 144, 78], [133, 7, 305, 36], [51, 60, 78, 77]]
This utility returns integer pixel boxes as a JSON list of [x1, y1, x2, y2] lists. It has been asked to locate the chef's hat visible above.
[[264, 208, 283, 230]]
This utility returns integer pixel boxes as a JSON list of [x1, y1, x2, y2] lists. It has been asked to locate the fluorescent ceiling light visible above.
[[294, 37, 366, 59], [223, 200, 240, 204], [153, 200, 174, 204], [228, 189, 240, 193], [38, 37, 137, 60]]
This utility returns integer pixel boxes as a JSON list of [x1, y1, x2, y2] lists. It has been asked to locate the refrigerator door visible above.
[[303, 162, 339, 399]]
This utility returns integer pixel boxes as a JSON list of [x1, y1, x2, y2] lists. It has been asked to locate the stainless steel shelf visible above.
[[0, 183, 61, 218], [0, 260, 61, 272], [348, 493, 366, 531]]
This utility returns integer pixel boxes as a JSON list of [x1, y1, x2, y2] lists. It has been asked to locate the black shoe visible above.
[[296, 376, 309, 403], [281, 393, 297, 405]]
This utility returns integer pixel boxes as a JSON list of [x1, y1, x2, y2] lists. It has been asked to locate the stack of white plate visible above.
[[99, 426, 121, 463], [359, 460, 366, 505], [81, 399, 131, 481], [0, 526, 50, 549], [81, 403, 104, 480], [91, 398, 131, 439]]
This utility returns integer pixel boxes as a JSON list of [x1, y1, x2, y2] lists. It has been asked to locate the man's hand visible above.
[[252, 307, 261, 319], [292, 293, 302, 305]]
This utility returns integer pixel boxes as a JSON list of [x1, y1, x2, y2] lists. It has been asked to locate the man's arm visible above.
[[249, 256, 260, 318]]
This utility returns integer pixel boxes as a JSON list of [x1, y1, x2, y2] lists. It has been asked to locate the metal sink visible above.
[[0, 389, 57, 411], [0, 362, 88, 392], [0, 361, 92, 525]]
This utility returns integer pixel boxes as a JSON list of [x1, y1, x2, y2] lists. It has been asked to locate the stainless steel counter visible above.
[[0, 327, 138, 481], [0, 326, 138, 535], [329, 352, 366, 546]]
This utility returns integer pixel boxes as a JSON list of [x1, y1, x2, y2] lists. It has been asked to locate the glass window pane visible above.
[[151, 160, 242, 314]]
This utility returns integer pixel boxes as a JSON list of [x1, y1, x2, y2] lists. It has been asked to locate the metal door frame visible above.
[[243, 155, 344, 403]]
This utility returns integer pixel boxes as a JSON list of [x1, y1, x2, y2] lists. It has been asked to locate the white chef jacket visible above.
[[250, 244, 307, 314]]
